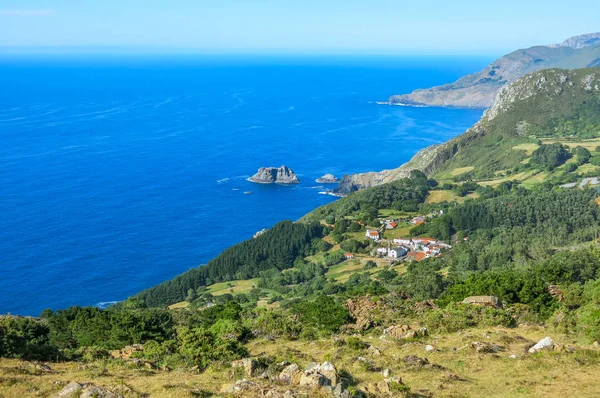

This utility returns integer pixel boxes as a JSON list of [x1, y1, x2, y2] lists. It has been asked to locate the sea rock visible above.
[[248, 165, 299, 184], [528, 337, 555, 353], [316, 173, 339, 183]]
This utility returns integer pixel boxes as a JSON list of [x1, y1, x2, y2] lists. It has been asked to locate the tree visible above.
[[574, 146, 591, 165], [530, 143, 570, 170]]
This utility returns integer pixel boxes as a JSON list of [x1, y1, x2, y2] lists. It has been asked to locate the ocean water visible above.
[[0, 55, 488, 315]]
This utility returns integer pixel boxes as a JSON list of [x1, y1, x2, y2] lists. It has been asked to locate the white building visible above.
[[366, 229, 380, 241], [389, 246, 408, 258], [376, 247, 388, 255]]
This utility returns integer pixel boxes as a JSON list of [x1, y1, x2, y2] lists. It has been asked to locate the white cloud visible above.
[[0, 9, 55, 16]]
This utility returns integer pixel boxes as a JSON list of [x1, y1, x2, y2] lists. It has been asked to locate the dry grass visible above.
[[2, 326, 599, 397], [541, 137, 600, 151], [450, 166, 475, 176], [426, 190, 457, 204], [512, 143, 540, 156]]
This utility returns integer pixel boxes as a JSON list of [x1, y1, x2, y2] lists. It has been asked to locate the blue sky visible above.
[[0, 0, 598, 54]]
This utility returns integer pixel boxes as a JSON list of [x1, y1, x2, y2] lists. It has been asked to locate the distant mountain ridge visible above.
[[387, 32, 600, 109]]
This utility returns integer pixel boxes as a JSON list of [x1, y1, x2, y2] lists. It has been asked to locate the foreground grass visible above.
[[2, 326, 599, 397]]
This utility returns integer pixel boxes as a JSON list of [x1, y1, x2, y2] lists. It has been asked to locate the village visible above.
[[342, 212, 453, 265]]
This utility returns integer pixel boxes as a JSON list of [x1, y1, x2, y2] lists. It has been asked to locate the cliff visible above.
[[387, 32, 600, 109], [335, 67, 600, 194], [248, 165, 300, 184]]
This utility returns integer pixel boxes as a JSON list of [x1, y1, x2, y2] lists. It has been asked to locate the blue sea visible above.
[[0, 55, 489, 315]]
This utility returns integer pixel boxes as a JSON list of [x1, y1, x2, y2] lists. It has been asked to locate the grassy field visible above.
[[3, 326, 600, 397], [512, 143, 540, 155], [540, 137, 600, 151]]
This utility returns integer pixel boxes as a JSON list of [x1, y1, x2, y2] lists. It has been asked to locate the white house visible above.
[[389, 246, 408, 258], [393, 238, 412, 246], [376, 247, 388, 256], [366, 229, 380, 241]]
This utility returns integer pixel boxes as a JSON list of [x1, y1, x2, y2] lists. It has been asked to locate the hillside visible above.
[[387, 32, 600, 108], [335, 67, 600, 194]]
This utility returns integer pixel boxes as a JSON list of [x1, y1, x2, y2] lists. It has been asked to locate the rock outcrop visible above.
[[387, 32, 600, 109], [316, 174, 339, 184], [248, 165, 299, 184], [56, 381, 124, 398]]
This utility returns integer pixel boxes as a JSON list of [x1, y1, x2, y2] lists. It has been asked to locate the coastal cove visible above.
[[0, 55, 487, 315]]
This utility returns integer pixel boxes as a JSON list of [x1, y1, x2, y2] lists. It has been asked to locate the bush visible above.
[[292, 296, 351, 334], [422, 304, 515, 333], [347, 337, 367, 350], [0, 317, 59, 360], [178, 326, 247, 369], [564, 163, 578, 173]]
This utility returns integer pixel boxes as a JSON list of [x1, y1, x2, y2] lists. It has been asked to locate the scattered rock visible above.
[[367, 345, 382, 356], [471, 342, 504, 353], [279, 363, 302, 385], [36, 363, 54, 372], [528, 337, 554, 353], [299, 372, 329, 388], [445, 373, 467, 382], [382, 324, 411, 338], [425, 345, 436, 352], [231, 358, 258, 377], [221, 379, 257, 394], [298, 362, 338, 387], [364, 381, 391, 395], [56, 381, 85, 397], [248, 165, 300, 184], [462, 296, 503, 308], [382, 368, 391, 378], [332, 383, 352, 398], [109, 344, 143, 360], [403, 327, 428, 339], [79, 386, 124, 398], [509, 354, 518, 359], [316, 174, 339, 184], [403, 355, 429, 367], [56, 382, 124, 398]]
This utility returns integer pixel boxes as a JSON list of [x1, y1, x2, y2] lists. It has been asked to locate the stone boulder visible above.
[[471, 341, 504, 353], [402, 327, 428, 339], [299, 362, 338, 387], [109, 344, 144, 360], [382, 324, 411, 338], [528, 337, 555, 353], [462, 296, 503, 308], [231, 358, 258, 377], [279, 364, 303, 385], [248, 165, 299, 184], [55, 382, 124, 398]]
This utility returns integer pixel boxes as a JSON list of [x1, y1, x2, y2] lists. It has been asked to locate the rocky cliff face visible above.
[[388, 33, 600, 109], [558, 32, 600, 49], [248, 165, 300, 184], [335, 68, 600, 195]]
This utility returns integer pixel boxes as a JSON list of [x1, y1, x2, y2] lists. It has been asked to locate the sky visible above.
[[0, 0, 599, 55]]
